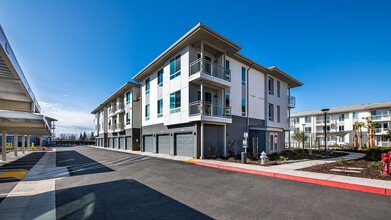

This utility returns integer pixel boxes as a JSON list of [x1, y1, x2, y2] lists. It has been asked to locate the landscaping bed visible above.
[[215, 149, 348, 166], [301, 147, 391, 181]]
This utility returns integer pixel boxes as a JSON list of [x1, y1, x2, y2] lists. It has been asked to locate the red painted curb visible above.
[[190, 161, 390, 196]]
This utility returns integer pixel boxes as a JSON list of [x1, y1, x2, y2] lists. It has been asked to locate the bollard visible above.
[[241, 152, 247, 164]]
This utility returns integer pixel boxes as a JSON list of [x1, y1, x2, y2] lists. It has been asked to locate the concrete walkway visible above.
[[0, 149, 69, 219], [0, 150, 33, 165]]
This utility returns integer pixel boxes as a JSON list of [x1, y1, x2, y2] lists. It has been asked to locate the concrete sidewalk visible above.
[[0, 149, 69, 219], [190, 153, 391, 196]]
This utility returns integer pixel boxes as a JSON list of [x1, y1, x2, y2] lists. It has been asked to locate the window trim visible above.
[[157, 99, 163, 118], [145, 78, 150, 95], [277, 80, 280, 97], [170, 90, 181, 114], [268, 103, 274, 121], [241, 67, 246, 86], [170, 54, 181, 80], [145, 104, 150, 121], [157, 69, 163, 87], [277, 105, 280, 123], [241, 98, 246, 116]]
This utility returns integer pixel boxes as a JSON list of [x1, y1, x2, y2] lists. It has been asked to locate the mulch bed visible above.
[[301, 159, 391, 181]]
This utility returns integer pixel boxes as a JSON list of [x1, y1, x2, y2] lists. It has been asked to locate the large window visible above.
[[170, 55, 181, 80], [268, 77, 274, 95], [145, 104, 150, 121], [277, 81, 280, 97], [339, 125, 345, 131], [225, 60, 230, 81], [126, 92, 131, 104], [126, 112, 130, 125], [157, 99, 163, 118], [277, 105, 281, 122], [145, 78, 150, 94], [225, 93, 230, 106], [241, 67, 246, 86], [305, 127, 312, 133], [170, 90, 181, 113], [157, 69, 163, 87], [268, 103, 274, 121], [339, 114, 345, 121], [242, 98, 246, 116], [305, 116, 311, 123], [353, 112, 359, 120]]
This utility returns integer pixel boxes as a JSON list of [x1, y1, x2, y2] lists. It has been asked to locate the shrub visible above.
[[339, 158, 352, 165], [207, 145, 218, 158], [226, 140, 236, 157], [278, 155, 287, 161], [292, 148, 304, 156], [368, 161, 381, 168]]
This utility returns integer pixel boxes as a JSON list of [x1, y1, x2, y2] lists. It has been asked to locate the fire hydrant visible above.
[[260, 151, 267, 165]]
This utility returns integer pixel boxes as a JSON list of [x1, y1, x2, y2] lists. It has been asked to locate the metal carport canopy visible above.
[[0, 110, 56, 136]]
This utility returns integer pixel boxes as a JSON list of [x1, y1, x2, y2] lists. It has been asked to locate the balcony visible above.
[[115, 122, 125, 132], [189, 58, 231, 87], [108, 107, 116, 116], [288, 95, 296, 108], [189, 101, 232, 123], [316, 118, 331, 125], [375, 127, 389, 134], [371, 114, 391, 121], [115, 102, 125, 114]]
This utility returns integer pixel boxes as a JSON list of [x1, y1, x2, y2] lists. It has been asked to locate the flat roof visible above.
[[0, 110, 55, 135], [292, 100, 391, 117], [132, 23, 302, 88]]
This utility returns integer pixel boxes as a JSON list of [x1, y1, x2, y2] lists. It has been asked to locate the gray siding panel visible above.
[[108, 138, 113, 148], [126, 137, 132, 150], [120, 137, 126, 150], [204, 124, 224, 157]]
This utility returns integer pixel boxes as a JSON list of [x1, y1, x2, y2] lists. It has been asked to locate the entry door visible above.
[[270, 133, 278, 152]]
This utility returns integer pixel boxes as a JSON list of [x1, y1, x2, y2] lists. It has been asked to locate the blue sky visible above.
[[1, 0, 390, 134]]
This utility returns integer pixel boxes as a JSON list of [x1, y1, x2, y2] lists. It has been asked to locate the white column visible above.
[[21, 135, 25, 154], [27, 135, 31, 151], [200, 82, 204, 115], [2, 130, 6, 161], [200, 122, 204, 159], [14, 133, 18, 157]]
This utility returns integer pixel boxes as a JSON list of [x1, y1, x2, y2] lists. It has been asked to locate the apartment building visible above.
[[91, 82, 141, 150], [290, 101, 391, 147], [131, 23, 302, 158]]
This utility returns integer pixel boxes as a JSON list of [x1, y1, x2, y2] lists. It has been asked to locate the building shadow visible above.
[[56, 179, 212, 220], [56, 151, 114, 176]]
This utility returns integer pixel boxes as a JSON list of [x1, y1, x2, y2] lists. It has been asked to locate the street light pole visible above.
[[321, 108, 330, 155], [302, 123, 305, 150]]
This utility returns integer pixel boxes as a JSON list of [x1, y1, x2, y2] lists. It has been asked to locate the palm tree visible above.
[[371, 122, 379, 147], [353, 121, 360, 149], [358, 122, 364, 150], [383, 129, 391, 147], [363, 117, 379, 148]]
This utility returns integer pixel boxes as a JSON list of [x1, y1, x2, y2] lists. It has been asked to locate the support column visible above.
[[2, 130, 6, 161], [27, 135, 31, 151], [200, 122, 204, 159], [200, 82, 204, 115], [21, 135, 25, 154], [14, 133, 18, 157]]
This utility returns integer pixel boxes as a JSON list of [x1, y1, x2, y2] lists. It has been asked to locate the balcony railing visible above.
[[115, 103, 125, 113], [288, 95, 296, 108], [316, 118, 331, 125], [371, 114, 391, 121], [189, 101, 231, 118], [375, 127, 389, 134], [190, 58, 230, 82], [109, 107, 116, 115], [115, 122, 124, 131]]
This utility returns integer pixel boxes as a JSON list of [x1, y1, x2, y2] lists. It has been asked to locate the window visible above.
[[126, 112, 130, 125], [326, 126, 330, 131], [339, 136, 345, 142], [305, 116, 311, 123], [268, 103, 274, 121], [242, 98, 246, 116], [339, 114, 344, 121], [170, 55, 181, 79], [225, 93, 230, 106], [157, 69, 163, 86], [353, 112, 359, 120], [268, 77, 274, 95], [157, 99, 163, 118], [145, 104, 150, 121], [170, 90, 181, 113], [305, 127, 311, 133], [126, 92, 131, 104], [339, 125, 344, 131], [277, 105, 280, 122], [225, 60, 230, 81], [277, 81, 280, 97], [241, 67, 246, 86], [145, 78, 150, 94]]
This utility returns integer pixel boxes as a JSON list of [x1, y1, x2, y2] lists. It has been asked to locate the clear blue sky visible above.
[[1, 0, 390, 134]]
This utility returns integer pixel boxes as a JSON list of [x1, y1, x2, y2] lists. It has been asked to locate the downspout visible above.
[[246, 62, 253, 133], [264, 71, 268, 154], [288, 88, 291, 149]]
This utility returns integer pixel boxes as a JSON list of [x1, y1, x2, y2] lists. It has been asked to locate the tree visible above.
[[90, 132, 95, 141], [353, 122, 360, 149], [358, 122, 364, 150], [363, 117, 378, 148], [79, 133, 83, 141], [292, 131, 308, 149], [383, 129, 391, 147], [83, 131, 87, 141]]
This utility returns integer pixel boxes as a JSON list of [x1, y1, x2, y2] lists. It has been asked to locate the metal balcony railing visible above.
[[115, 122, 124, 131], [189, 58, 231, 82], [189, 101, 231, 118], [371, 114, 391, 121], [115, 103, 124, 112]]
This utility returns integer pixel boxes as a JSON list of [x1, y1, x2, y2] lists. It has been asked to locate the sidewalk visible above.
[[189, 152, 391, 196], [0, 150, 33, 166]]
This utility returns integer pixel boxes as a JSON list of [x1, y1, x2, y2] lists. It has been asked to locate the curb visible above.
[[191, 161, 391, 196]]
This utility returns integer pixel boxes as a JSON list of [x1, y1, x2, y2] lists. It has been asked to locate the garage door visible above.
[[120, 137, 126, 150], [143, 135, 153, 152], [113, 137, 118, 149], [126, 137, 132, 150], [108, 138, 113, 148], [175, 133, 194, 157], [157, 135, 170, 154]]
